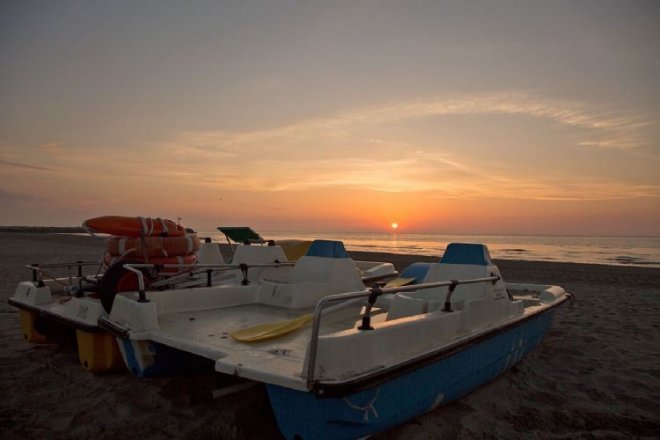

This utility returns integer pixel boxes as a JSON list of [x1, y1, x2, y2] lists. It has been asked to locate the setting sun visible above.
[[391, 222, 399, 230]]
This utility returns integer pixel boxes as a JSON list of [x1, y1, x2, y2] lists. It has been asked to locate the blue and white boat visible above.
[[101, 242, 571, 439]]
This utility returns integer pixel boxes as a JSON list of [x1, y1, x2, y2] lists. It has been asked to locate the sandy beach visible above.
[[1, 232, 659, 439]]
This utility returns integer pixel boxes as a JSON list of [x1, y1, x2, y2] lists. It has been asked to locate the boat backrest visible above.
[[289, 256, 360, 286], [258, 255, 364, 308], [421, 263, 494, 302], [231, 245, 287, 265], [197, 240, 225, 265], [386, 243, 507, 321], [276, 239, 313, 261], [230, 245, 289, 283], [440, 242, 492, 266], [305, 239, 349, 258], [398, 262, 434, 285]]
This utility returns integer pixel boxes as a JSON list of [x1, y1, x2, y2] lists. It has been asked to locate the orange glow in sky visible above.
[[1, 3, 659, 236]]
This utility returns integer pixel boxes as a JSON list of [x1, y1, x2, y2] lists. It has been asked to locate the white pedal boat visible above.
[[100, 239, 397, 377], [100, 243, 571, 439], [8, 238, 397, 375]]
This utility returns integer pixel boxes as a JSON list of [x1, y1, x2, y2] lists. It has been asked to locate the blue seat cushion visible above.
[[440, 243, 492, 266], [398, 262, 434, 284], [305, 240, 349, 258]]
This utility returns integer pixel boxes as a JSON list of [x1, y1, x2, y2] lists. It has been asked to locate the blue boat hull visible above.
[[119, 339, 212, 378], [266, 309, 557, 440]]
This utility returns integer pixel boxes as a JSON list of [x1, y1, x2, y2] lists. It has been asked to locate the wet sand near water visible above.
[[1, 232, 659, 439]]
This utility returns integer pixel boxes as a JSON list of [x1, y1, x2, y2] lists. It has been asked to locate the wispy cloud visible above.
[[0, 159, 56, 172], [39, 142, 65, 155], [134, 92, 655, 201], [2, 92, 655, 204], [152, 92, 651, 166]]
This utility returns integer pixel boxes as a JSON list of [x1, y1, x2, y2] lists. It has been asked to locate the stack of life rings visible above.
[[83, 216, 200, 272]]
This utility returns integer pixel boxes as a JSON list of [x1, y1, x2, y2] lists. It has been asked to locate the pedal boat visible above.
[[5, 241, 293, 372], [100, 240, 398, 377], [100, 243, 571, 439]]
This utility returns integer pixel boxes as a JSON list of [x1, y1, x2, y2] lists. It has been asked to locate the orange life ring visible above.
[[106, 234, 200, 258], [103, 252, 198, 273], [83, 216, 186, 237]]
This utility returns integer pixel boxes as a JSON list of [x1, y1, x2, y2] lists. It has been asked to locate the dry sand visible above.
[[1, 232, 659, 439]]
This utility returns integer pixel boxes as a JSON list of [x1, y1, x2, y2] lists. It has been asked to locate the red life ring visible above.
[[83, 216, 186, 237], [106, 234, 200, 258]]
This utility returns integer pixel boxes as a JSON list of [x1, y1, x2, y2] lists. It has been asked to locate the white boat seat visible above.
[[386, 243, 503, 321], [386, 263, 494, 320], [225, 245, 289, 283], [259, 256, 364, 308], [231, 245, 287, 265]]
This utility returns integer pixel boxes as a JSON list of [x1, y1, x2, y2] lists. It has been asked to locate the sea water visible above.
[[202, 230, 660, 268]]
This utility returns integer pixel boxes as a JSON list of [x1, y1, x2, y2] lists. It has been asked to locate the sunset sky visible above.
[[1, 1, 659, 235]]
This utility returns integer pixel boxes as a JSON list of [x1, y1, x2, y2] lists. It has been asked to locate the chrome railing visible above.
[[122, 261, 295, 302], [26, 261, 102, 288]]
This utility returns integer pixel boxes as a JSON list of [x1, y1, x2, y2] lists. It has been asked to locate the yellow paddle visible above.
[[230, 313, 314, 342], [229, 279, 419, 343], [385, 277, 416, 288], [230, 297, 367, 343]]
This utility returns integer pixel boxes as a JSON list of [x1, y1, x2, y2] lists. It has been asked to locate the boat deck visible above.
[[144, 303, 361, 390]]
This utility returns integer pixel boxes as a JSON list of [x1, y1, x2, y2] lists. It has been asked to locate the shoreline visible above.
[[0, 226, 87, 234], [1, 228, 658, 271], [1, 232, 658, 439]]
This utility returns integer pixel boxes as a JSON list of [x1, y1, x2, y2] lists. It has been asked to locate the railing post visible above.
[[443, 280, 459, 312], [76, 276, 85, 297], [138, 289, 148, 303], [31, 264, 39, 283], [358, 283, 383, 330], [240, 263, 249, 285], [124, 264, 149, 303]]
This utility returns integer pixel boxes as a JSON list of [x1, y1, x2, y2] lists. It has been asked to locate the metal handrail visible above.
[[305, 275, 500, 389], [25, 261, 100, 270], [26, 261, 102, 285], [122, 261, 296, 301], [123, 262, 295, 272]]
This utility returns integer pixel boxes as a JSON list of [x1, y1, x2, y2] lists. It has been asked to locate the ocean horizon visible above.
[[18, 226, 656, 268], [204, 230, 660, 268]]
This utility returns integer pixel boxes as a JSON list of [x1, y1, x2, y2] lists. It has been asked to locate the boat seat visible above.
[[258, 240, 364, 308], [396, 262, 434, 285], [305, 239, 350, 259], [231, 244, 287, 264], [276, 239, 313, 261], [217, 245, 289, 284], [439, 242, 493, 266], [386, 263, 494, 320], [386, 243, 501, 321]]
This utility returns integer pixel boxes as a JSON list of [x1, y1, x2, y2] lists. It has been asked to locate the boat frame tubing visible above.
[[122, 261, 295, 297], [26, 261, 101, 285]]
